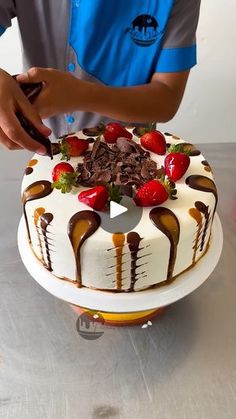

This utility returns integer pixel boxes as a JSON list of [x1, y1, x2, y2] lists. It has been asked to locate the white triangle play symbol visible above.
[[110, 201, 128, 219]]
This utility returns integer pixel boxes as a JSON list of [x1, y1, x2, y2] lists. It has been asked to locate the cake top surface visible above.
[[21, 124, 217, 243]]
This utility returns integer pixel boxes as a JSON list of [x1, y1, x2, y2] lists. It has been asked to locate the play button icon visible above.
[[110, 201, 128, 219], [99, 195, 143, 234]]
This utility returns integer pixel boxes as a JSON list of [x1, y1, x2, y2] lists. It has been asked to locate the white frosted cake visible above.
[[21, 124, 218, 292]]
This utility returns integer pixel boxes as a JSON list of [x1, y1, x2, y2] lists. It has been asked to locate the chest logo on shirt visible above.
[[127, 15, 159, 47]]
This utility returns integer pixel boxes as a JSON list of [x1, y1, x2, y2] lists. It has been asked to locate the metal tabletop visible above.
[[0, 143, 235, 419]]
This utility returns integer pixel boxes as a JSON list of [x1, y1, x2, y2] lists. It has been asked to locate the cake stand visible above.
[[18, 214, 223, 326]]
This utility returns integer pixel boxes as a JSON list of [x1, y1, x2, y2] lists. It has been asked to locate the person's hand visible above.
[[17, 67, 81, 119], [0, 69, 51, 152]]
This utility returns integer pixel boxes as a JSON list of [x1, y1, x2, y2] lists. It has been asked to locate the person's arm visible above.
[[70, 70, 190, 123], [16, 67, 189, 124], [0, 2, 51, 152]]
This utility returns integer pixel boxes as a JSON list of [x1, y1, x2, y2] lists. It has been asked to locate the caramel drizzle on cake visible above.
[[68, 211, 101, 287], [40, 213, 54, 271], [112, 233, 125, 291], [201, 160, 212, 173], [149, 207, 180, 282], [186, 175, 218, 215], [186, 175, 218, 241], [34, 207, 46, 264], [22, 181, 53, 242], [25, 158, 38, 176], [195, 201, 210, 252], [189, 206, 203, 265], [33, 208, 54, 271], [127, 232, 144, 291]]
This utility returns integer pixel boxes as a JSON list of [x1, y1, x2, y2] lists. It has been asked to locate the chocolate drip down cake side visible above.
[[21, 123, 218, 292]]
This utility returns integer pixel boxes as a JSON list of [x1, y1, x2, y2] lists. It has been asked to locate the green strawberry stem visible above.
[[52, 172, 77, 193], [107, 183, 123, 204], [134, 122, 157, 137], [158, 176, 178, 201], [60, 139, 70, 161], [168, 143, 192, 156]]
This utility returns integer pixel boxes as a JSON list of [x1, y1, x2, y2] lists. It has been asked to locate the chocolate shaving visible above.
[[77, 137, 160, 191]]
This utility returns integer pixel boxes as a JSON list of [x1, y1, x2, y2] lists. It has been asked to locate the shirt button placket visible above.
[[73, 0, 80, 7], [65, 115, 75, 125], [65, 0, 80, 127], [68, 62, 76, 72]]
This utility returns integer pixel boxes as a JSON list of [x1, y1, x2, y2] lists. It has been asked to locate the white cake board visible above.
[[18, 214, 223, 313]]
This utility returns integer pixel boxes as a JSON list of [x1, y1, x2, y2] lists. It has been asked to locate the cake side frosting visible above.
[[21, 128, 217, 292]]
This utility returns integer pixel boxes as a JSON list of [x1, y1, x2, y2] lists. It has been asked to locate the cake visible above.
[[21, 124, 218, 292]]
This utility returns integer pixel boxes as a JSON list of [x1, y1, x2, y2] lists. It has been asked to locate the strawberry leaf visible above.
[[52, 172, 77, 193], [133, 122, 157, 137], [157, 176, 178, 201], [168, 143, 192, 156], [107, 184, 123, 204], [60, 139, 70, 161]]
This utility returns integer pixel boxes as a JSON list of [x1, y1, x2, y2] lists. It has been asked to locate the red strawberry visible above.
[[140, 130, 166, 155], [60, 136, 89, 160], [134, 179, 169, 207], [103, 123, 132, 144], [52, 162, 77, 193], [164, 153, 190, 181], [78, 186, 109, 211]]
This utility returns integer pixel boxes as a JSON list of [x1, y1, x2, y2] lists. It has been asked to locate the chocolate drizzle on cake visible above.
[[149, 207, 180, 282], [68, 211, 101, 287], [195, 201, 210, 252], [25, 159, 38, 175], [164, 132, 181, 140], [25, 167, 33, 175], [201, 160, 212, 173], [77, 137, 159, 190], [112, 233, 126, 290], [127, 232, 143, 291], [189, 201, 211, 265], [186, 175, 218, 250], [22, 181, 53, 242], [189, 207, 203, 265], [34, 207, 46, 264], [40, 213, 54, 271], [186, 175, 218, 216]]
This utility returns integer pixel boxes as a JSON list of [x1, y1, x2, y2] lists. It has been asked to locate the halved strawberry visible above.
[[60, 136, 89, 160], [164, 153, 190, 181], [52, 162, 77, 193], [140, 130, 166, 155], [134, 179, 169, 207], [103, 122, 132, 144], [78, 186, 109, 211]]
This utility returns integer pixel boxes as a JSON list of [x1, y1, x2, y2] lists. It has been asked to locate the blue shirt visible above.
[[0, 0, 201, 137]]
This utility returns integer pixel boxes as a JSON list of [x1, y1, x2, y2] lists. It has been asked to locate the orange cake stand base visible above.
[[70, 304, 167, 326]]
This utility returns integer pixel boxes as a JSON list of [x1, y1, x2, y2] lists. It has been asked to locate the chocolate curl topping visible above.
[[77, 137, 160, 192]]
